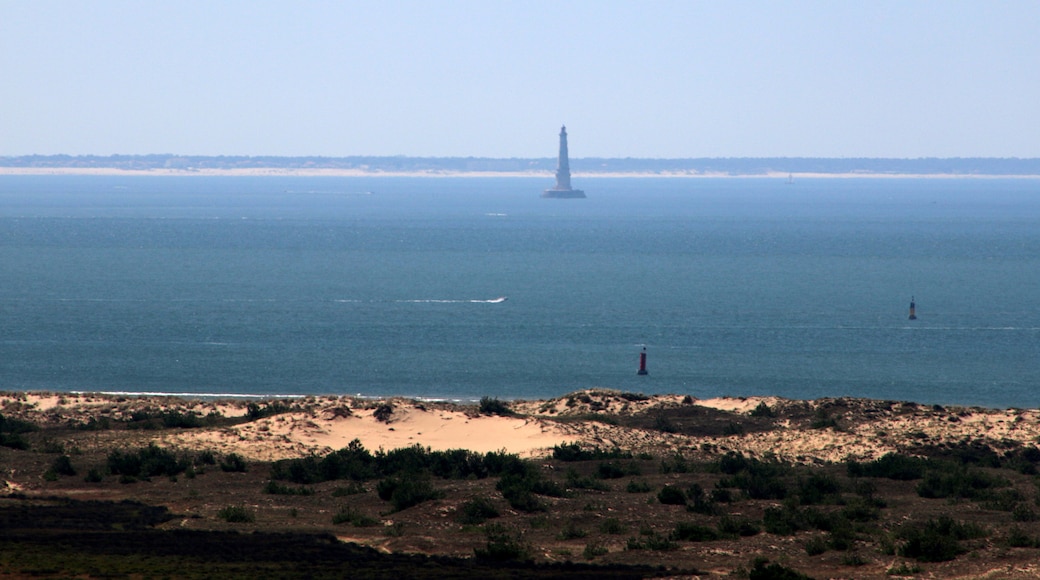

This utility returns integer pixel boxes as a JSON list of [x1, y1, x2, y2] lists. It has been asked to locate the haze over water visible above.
[[1, 175, 1038, 408]]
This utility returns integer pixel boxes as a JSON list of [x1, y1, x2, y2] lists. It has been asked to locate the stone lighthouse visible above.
[[542, 125, 586, 198]]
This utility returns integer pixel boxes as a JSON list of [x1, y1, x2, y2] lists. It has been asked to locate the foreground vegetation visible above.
[[5, 396, 1040, 578]]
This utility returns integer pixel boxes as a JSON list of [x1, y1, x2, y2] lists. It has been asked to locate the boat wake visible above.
[[398, 297, 508, 304]]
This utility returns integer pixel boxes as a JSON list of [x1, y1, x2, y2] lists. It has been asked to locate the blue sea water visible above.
[[1, 175, 1039, 408]]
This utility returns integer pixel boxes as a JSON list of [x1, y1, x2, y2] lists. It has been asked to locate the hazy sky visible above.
[[3, 1, 1039, 158]]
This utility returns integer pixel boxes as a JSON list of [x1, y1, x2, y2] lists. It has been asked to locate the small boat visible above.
[[488, 297, 508, 303]]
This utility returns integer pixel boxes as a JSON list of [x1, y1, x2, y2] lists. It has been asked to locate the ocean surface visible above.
[[1, 175, 1039, 408]]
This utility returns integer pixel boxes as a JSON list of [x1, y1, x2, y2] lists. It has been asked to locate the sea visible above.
[[1, 175, 1039, 408]]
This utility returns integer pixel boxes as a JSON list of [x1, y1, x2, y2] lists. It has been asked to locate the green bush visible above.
[[600, 517, 626, 535], [217, 505, 255, 523], [797, 473, 842, 505], [376, 473, 443, 512], [50, 455, 77, 477], [262, 480, 314, 495], [456, 497, 500, 525], [748, 558, 813, 580], [718, 516, 760, 537], [474, 524, 530, 561], [107, 444, 187, 479], [331, 482, 366, 496], [332, 506, 378, 527], [478, 396, 512, 416], [626, 480, 652, 493], [847, 453, 928, 480], [670, 522, 718, 542], [750, 401, 776, 418], [1006, 526, 1039, 548], [898, 516, 988, 562], [657, 485, 687, 505], [625, 531, 678, 551], [915, 468, 1008, 500], [220, 453, 248, 472], [551, 443, 631, 462]]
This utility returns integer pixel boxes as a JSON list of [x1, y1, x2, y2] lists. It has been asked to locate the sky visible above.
[[3, 1, 1040, 159]]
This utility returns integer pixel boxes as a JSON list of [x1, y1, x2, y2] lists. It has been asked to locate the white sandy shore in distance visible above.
[[4, 390, 1040, 465], [2, 167, 1039, 179]]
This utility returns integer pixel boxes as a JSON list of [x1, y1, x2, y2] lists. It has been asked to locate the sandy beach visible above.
[[3, 166, 1040, 179], [5, 389, 1040, 465]]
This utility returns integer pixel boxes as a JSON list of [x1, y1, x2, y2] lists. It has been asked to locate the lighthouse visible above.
[[542, 126, 586, 198], [637, 346, 648, 375], [908, 297, 917, 320]]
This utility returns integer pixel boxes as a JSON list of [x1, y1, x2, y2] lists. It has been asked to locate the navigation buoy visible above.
[[637, 346, 648, 375], [908, 296, 917, 320]]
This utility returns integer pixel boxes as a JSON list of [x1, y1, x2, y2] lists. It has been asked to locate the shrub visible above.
[[373, 404, 394, 423], [600, 517, 626, 535], [331, 482, 366, 496], [217, 505, 255, 523], [220, 453, 248, 472], [50, 455, 77, 477], [750, 401, 776, 418], [474, 524, 530, 561], [456, 497, 500, 525], [670, 522, 718, 542], [107, 444, 187, 479], [797, 473, 843, 505], [583, 541, 609, 559], [626, 480, 652, 493], [748, 558, 813, 580], [478, 396, 512, 416], [657, 485, 687, 506], [332, 506, 378, 527], [262, 480, 314, 495], [376, 473, 443, 512], [565, 469, 609, 491], [551, 443, 630, 462], [847, 453, 927, 480], [597, 460, 638, 479], [557, 521, 588, 540], [718, 516, 760, 537], [915, 468, 1008, 500], [898, 516, 988, 562], [625, 531, 678, 551], [804, 535, 828, 556]]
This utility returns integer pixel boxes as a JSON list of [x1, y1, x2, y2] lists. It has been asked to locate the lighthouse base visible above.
[[637, 369, 648, 376], [542, 188, 586, 199]]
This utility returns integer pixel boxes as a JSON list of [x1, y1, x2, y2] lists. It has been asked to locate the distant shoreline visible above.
[[3, 167, 1040, 179]]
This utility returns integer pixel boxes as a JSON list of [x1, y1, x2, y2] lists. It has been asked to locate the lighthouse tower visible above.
[[542, 126, 586, 198]]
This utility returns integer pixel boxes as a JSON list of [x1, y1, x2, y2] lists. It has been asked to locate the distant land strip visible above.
[[3, 154, 1040, 177]]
